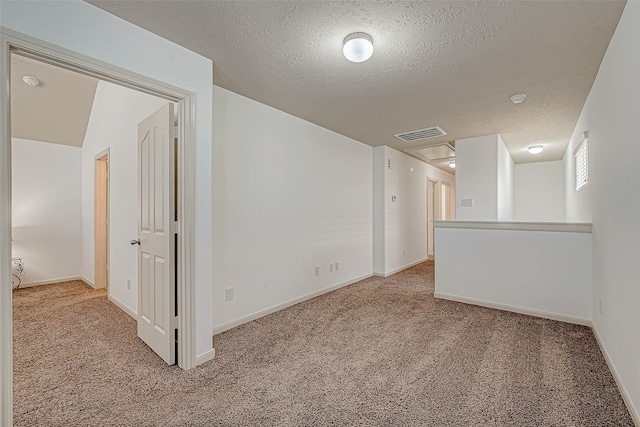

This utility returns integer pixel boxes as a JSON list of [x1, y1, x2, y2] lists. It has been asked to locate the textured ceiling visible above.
[[10, 53, 98, 147], [88, 0, 624, 165]]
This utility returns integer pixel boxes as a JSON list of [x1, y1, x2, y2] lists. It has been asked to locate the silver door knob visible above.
[[130, 239, 140, 245]]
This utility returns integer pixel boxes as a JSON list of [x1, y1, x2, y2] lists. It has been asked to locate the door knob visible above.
[[130, 239, 141, 245]]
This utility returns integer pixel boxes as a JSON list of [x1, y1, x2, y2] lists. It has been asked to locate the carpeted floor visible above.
[[13, 261, 633, 426]]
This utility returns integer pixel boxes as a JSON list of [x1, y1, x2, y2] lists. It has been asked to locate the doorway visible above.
[[1, 31, 201, 426], [95, 150, 109, 289]]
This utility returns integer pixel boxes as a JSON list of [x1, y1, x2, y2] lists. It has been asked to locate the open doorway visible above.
[[95, 150, 109, 289]]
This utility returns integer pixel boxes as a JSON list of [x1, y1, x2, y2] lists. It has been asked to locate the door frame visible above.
[[95, 149, 110, 290], [426, 177, 441, 258], [1, 28, 198, 424]]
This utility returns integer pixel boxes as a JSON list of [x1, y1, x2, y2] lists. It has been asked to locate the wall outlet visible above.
[[335, 262, 340, 271], [329, 263, 334, 272], [598, 298, 603, 314], [461, 198, 474, 207], [225, 287, 234, 301], [314, 266, 320, 276], [127, 278, 131, 290], [392, 195, 397, 202]]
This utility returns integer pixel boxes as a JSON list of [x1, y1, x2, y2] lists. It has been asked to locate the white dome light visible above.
[[528, 145, 544, 154], [448, 161, 456, 169], [343, 32, 374, 63]]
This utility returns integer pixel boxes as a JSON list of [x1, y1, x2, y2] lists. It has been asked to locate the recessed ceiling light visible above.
[[448, 161, 456, 169], [510, 93, 526, 104], [528, 145, 543, 154], [343, 32, 373, 63], [22, 75, 40, 87]]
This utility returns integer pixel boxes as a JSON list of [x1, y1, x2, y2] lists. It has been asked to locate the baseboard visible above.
[[592, 326, 640, 426], [375, 258, 428, 278], [433, 292, 592, 327], [18, 275, 87, 288], [213, 273, 373, 335], [81, 276, 95, 288], [107, 293, 137, 320], [195, 348, 216, 366]]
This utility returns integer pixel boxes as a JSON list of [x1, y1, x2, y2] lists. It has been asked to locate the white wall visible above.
[[455, 135, 499, 220], [2, 0, 214, 360], [372, 147, 386, 275], [515, 161, 565, 221], [435, 224, 592, 323], [11, 138, 82, 285], [212, 86, 373, 332], [456, 134, 515, 221], [373, 146, 455, 276], [81, 81, 168, 313], [496, 135, 515, 220], [563, 1, 640, 420]]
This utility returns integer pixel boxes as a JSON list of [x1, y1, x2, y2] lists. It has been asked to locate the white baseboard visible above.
[[592, 326, 640, 426], [433, 292, 592, 327], [195, 348, 216, 366], [81, 276, 95, 288], [374, 258, 428, 278], [212, 273, 373, 335], [18, 275, 88, 289], [107, 293, 137, 320]]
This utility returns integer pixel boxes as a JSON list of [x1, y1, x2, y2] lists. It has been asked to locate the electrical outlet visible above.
[[598, 298, 603, 314], [461, 198, 473, 207], [314, 266, 320, 276], [335, 262, 340, 271], [127, 278, 131, 290], [329, 263, 334, 273], [225, 287, 234, 301]]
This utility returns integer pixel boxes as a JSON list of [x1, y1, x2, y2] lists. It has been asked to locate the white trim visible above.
[[373, 258, 428, 278], [0, 27, 12, 426], [108, 294, 137, 320], [434, 220, 592, 234], [592, 326, 640, 426], [433, 292, 592, 326], [213, 274, 373, 335], [195, 348, 216, 366], [17, 276, 89, 289]]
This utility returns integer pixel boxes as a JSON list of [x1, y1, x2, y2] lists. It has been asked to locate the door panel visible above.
[[137, 103, 175, 365]]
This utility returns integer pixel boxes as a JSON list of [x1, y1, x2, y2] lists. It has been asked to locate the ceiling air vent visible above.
[[394, 126, 447, 143]]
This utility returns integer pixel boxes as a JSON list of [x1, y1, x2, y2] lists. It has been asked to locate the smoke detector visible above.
[[510, 93, 526, 104], [22, 75, 40, 87]]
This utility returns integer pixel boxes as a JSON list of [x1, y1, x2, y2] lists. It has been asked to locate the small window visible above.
[[575, 132, 588, 191]]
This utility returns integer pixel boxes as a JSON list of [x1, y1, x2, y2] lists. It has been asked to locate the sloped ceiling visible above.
[[88, 1, 625, 164], [11, 53, 99, 147]]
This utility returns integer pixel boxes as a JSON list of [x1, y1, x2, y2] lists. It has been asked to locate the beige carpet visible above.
[[13, 262, 633, 426]]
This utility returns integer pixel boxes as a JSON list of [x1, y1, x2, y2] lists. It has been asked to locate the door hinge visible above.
[[171, 221, 179, 234], [172, 316, 179, 330]]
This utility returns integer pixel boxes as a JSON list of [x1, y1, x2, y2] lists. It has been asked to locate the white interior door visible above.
[[136, 103, 175, 365]]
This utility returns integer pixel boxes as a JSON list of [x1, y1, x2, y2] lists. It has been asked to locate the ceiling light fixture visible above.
[[510, 93, 526, 104], [528, 145, 543, 154], [22, 75, 40, 87], [448, 161, 456, 169], [343, 32, 374, 63]]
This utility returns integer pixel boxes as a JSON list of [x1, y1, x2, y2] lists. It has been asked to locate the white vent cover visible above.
[[394, 126, 447, 142]]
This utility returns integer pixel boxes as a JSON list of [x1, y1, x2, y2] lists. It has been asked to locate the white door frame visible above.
[[0, 28, 198, 425], [427, 178, 441, 257]]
